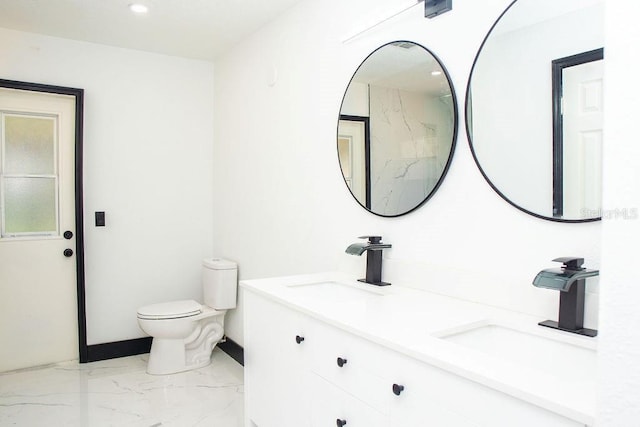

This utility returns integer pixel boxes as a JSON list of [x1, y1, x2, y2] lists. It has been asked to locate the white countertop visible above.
[[240, 271, 597, 425]]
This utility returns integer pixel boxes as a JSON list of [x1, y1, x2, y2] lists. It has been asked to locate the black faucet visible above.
[[532, 257, 599, 337], [345, 236, 392, 286]]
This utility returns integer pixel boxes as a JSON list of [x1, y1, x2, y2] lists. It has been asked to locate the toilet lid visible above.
[[137, 299, 202, 320]]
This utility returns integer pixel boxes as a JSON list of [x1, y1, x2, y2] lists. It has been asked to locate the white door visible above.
[[0, 87, 78, 372], [562, 59, 604, 219]]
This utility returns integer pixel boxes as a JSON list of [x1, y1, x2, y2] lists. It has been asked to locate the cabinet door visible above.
[[311, 374, 386, 427], [386, 354, 584, 427], [244, 292, 313, 427]]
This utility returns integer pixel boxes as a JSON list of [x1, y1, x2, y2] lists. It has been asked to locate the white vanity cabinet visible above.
[[244, 286, 587, 427]]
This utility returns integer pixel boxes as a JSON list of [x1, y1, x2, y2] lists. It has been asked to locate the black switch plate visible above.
[[95, 211, 106, 227], [425, 0, 452, 18]]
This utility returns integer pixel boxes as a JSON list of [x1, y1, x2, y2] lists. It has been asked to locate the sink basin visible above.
[[441, 323, 596, 381], [286, 281, 383, 300]]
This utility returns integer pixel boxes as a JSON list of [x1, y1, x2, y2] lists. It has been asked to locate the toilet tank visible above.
[[202, 258, 238, 309]]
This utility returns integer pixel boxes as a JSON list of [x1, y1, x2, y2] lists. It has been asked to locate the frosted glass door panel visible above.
[[1, 112, 59, 237], [3, 177, 57, 235], [4, 115, 56, 175]]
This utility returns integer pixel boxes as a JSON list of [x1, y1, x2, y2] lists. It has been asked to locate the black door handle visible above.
[[336, 419, 347, 427], [63, 230, 73, 239], [63, 248, 74, 257], [337, 357, 348, 367], [295, 335, 305, 344]]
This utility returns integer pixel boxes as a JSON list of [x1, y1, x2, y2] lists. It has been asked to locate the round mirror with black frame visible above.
[[337, 40, 458, 217], [466, 0, 604, 222]]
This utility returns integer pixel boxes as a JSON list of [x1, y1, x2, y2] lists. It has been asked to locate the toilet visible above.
[[137, 258, 237, 375]]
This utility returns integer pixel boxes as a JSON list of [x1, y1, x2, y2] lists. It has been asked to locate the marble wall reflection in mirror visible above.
[[338, 41, 457, 217], [466, 0, 604, 222]]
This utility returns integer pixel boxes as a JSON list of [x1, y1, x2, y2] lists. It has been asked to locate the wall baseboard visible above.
[[218, 337, 244, 366], [84, 336, 244, 366], [86, 337, 152, 362]]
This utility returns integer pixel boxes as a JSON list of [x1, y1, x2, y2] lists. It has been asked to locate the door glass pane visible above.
[[4, 177, 57, 235], [4, 115, 56, 174]]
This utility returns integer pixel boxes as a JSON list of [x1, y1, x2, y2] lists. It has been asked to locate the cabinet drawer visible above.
[[310, 321, 394, 410], [311, 374, 386, 427]]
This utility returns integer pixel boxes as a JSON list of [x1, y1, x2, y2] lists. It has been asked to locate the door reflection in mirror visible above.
[[552, 49, 604, 219], [338, 116, 369, 208], [337, 41, 457, 217]]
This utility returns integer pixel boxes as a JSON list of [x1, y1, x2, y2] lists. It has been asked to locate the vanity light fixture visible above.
[[425, 0, 452, 18], [129, 3, 149, 14]]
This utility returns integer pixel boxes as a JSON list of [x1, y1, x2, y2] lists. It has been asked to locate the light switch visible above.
[[95, 211, 105, 227]]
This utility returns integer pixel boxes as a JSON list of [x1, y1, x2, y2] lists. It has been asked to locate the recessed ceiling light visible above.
[[129, 3, 149, 14]]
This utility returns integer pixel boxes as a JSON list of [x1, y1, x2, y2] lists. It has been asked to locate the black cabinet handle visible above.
[[337, 357, 348, 367], [392, 383, 405, 396], [295, 335, 305, 344], [63, 248, 74, 257], [336, 419, 347, 427]]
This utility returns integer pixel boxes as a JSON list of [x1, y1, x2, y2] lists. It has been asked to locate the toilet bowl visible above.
[[137, 258, 237, 375]]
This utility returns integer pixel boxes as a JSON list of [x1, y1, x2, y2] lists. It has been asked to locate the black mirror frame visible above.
[[337, 40, 459, 218], [464, 0, 602, 223]]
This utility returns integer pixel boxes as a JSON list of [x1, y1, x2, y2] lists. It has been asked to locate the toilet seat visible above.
[[137, 299, 202, 320]]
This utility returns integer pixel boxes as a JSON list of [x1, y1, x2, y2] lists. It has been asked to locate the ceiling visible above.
[[0, 0, 304, 61]]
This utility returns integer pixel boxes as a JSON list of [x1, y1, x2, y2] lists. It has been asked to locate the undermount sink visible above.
[[441, 323, 596, 381], [286, 281, 384, 300]]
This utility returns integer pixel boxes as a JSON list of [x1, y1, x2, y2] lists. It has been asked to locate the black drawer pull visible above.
[[392, 383, 405, 396], [336, 419, 347, 427], [337, 357, 348, 367], [295, 335, 305, 344]]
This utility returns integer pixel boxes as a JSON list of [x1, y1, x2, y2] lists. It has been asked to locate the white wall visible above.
[[212, 0, 639, 423], [213, 0, 601, 346], [0, 28, 215, 345], [341, 81, 368, 116], [598, 1, 640, 424]]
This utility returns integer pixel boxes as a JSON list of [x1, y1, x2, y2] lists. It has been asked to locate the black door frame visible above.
[[0, 78, 88, 362], [338, 114, 371, 209]]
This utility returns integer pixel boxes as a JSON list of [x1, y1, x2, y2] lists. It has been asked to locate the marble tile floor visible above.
[[0, 348, 244, 426]]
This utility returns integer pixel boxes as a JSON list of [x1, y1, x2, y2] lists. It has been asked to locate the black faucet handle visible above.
[[552, 257, 585, 270], [358, 235, 382, 244]]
